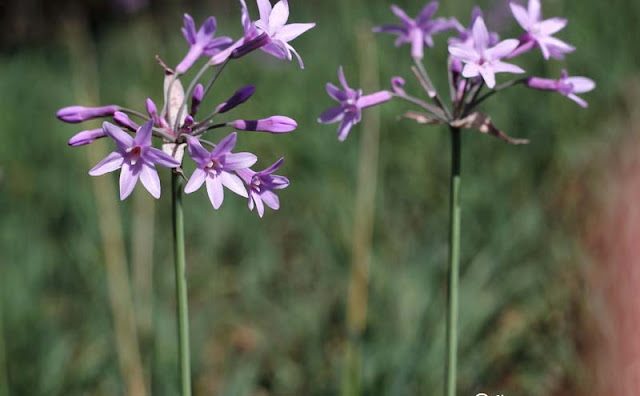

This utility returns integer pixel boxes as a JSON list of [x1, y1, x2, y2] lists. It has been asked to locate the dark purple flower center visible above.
[[126, 146, 143, 164], [251, 175, 263, 193], [205, 158, 223, 174]]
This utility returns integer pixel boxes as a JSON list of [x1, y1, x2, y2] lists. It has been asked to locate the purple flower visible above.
[[216, 85, 256, 114], [176, 14, 233, 74], [89, 121, 181, 200], [252, 0, 316, 68], [68, 128, 107, 147], [237, 158, 289, 217], [449, 7, 499, 47], [231, 116, 297, 133], [527, 70, 595, 108], [211, 0, 315, 68], [373, 3, 457, 59], [448, 17, 524, 89], [57, 105, 119, 123], [509, 0, 575, 60], [318, 67, 393, 141], [184, 133, 257, 209]]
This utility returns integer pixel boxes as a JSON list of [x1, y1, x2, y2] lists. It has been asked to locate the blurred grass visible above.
[[1, 0, 639, 394]]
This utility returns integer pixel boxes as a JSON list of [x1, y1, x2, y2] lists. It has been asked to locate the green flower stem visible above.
[[172, 172, 191, 396], [445, 127, 462, 396]]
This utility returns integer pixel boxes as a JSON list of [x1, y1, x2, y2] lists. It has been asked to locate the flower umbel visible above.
[[89, 121, 180, 200]]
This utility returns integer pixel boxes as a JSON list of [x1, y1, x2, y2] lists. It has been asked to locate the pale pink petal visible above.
[[184, 168, 207, 194], [206, 176, 224, 209], [269, 175, 289, 189], [211, 132, 237, 158], [119, 162, 141, 200], [390, 5, 413, 26], [491, 61, 525, 74], [567, 93, 588, 108], [539, 41, 551, 59], [262, 157, 285, 174], [479, 66, 496, 88], [256, 0, 272, 24], [275, 23, 315, 42], [139, 163, 161, 199], [486, 39, 520, 60], [221, 172, 248, 197], [134, 120, 153, 146], [565, 77, 595, 93], [461, 63, 480, 78], [539, 36, 575, 54], [337, 118, 355, 142], [338, 66, 350, 91], [510, 3, 531, 30], [269, 0, 290, 31], [537, 18, 567, 35], [449, 45, 479, 62], [146, 147, 181, 168], [253, 191, 265, 217], [224, 152, 258, 170], [248, 190, 256, 211], [471, 17, 489, 51], [286, 43, 305, 68], [103, 122, 134, 150], [261, 42, 289, 59], [89, 151, 124, 176], [528, 0, 541, 22], [260, 190, 280, 210]]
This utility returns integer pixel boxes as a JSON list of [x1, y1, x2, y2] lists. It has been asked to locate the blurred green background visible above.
[[1, 0, 639, 394]]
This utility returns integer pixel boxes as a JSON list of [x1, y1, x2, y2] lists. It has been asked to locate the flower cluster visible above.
[[319, 0, 594, 142], [58, 0, 314, 216]]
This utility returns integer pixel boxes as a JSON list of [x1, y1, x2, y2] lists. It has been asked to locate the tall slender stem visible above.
[[172, 172, 191, 396], [341, 23, 380, 396], [445, 127, 462, 396]]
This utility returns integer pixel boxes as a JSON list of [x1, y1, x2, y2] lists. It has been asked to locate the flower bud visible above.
[[231, 116, 297, 133], [56, 105, 119, 123], [390, 77, 406, 95], [68, 128, 107, 146], [190, 84, 204, 116], [113, 111, 140, 131], [216, 85, 255, 114]]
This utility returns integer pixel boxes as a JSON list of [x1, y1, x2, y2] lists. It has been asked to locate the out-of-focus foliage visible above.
[[1, 0, 639, 395]]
